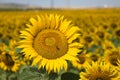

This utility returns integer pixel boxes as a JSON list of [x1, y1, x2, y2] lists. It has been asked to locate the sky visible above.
[[0, 0, 120, 8]]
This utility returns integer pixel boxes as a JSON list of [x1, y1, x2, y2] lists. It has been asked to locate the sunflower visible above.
[[79, 62, 119, 80], [9, 39, 17, 51], [18, 14, 82, 73], [102, 24, 110, 31], [113, 27, 120, 39], [0, 42, 7, 62], [104, 47, 120, 67], [93, 26, 112, 45], [102, 39, 115, 51], [110, 23, 118, 30], [0, 51, 20, 72], [0, 32, 3, 39], [79, 31, 95, 48], [0, 42, 7, 51], [71, 51, 89, 69], [86, 52, 101, 63], [117, 59, 120, 78]]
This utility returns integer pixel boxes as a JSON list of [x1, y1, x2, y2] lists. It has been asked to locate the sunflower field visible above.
[[0, 8, 120, 80]]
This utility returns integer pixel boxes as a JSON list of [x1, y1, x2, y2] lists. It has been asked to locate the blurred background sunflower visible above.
[[104, 47, 120, 67], [0, 51, 21, 72], [79, 62, 119, 80], [71, 51, 89, 69], [0, 41, 21, 72]]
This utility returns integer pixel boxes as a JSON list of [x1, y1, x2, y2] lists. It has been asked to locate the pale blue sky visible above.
[[0, 0, 120, 8]]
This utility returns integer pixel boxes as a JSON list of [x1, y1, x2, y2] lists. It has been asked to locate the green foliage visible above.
[[17, 66, 42, 80]]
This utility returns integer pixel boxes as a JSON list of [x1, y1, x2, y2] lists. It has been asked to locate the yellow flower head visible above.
[[110, 23, 118, 30], [102, 39, 115, 50], [104, 47, 120, 67], [116, 59, 120, 78], [86, 52, 101, 63], [71, 51, 89, 69], [113, 27, 120, 39], [0, 42, 8, 62], [80, 62, 119, 80], [0, 51, 21, 72], [80, 31, 95, 48], [9, 39, 17, 51], [18, 14, 82, 73], [93, 26, 112, 45]]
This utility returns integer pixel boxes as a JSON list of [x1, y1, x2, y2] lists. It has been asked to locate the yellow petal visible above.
[[66, 27, 80, 38], [32, 56, 42, 66], [59, 19, 72, 33], [69, 42, 83, 48], [68, 34, 80, 43], [29, 17, 37, 26]]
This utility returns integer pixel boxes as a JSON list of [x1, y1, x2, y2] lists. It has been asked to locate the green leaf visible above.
[[0, 69, 6, 80], [61, 72, 79, 80], [48, 72, 58, 80], [17, 66, 42, 80]]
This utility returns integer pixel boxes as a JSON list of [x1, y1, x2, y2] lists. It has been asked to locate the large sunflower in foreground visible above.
[[79, 62, 119, 80], [18, 14, 82, 73]]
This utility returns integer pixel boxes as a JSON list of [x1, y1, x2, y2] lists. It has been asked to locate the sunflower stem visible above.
[[5, 71, 12, 80], [6, 73, 10, 80]]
